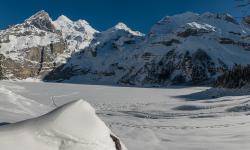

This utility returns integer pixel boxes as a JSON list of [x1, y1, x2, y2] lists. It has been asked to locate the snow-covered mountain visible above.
[[0, 10, 97, 79], [0, 99, 127, 150], [1, 11, 250, 86], [53, 15, 98, 56]]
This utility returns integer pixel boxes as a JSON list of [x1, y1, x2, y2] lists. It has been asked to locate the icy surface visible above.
[[1, 81, 250, 150]]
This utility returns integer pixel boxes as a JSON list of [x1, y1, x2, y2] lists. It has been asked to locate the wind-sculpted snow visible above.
[[0, 83, 50, 122], [0, 98, 127, 150]]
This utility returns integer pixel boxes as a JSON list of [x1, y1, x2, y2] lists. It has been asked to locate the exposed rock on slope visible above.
[[25, 10, 56, 32], [44, 22, 145, 82], [0, 10, 96, 79], [215, 64, 250, 88], [244, 16, 250, 26]]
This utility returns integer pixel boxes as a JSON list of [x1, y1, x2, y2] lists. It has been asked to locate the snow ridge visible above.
[[0, 99, 127, 150]]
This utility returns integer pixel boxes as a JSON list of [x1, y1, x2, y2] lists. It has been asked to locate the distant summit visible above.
[[25, 10, 56, 32]]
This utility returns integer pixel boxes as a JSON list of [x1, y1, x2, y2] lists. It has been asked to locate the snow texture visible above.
[[1, 81, 250, 150], [0, 97, 127, 150]]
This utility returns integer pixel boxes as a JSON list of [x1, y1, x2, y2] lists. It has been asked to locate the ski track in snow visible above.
[[1, 81, 250, 150]]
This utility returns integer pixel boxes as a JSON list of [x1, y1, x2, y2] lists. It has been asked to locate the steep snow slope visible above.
[[53, 15, 98, 61], [0, 99, 126, 150], [45, 12, 250, 86], [45, 21, 145, 83]]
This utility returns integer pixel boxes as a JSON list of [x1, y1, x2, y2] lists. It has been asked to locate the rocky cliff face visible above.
[[0, 10, 96, 79], [1, 11, 250, 86]]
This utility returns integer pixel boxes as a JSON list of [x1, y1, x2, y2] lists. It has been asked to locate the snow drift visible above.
[[0, 99, 127, 150]]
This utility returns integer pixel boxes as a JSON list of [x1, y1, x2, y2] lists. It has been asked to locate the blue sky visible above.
[[0, 0, 247, 33]]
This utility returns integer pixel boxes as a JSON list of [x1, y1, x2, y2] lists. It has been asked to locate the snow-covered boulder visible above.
[[0, 99, 127, 150]]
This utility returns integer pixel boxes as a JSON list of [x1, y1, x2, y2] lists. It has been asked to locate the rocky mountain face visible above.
[[0, 10, 96, 79], [1, 11, 250, 86]]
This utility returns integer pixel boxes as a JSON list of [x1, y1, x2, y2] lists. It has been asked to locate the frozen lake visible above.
[[1, 81, 250, 150]]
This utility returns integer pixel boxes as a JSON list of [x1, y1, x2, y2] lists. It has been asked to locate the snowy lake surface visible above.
[[0, 81, 250, 150]]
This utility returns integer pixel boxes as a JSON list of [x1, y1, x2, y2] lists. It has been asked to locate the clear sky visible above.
[[0, 0, 248, 33]]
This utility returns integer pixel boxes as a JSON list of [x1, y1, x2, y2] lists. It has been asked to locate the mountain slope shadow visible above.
[[42, 31, 135, 86], [174, 87, 250, 101]]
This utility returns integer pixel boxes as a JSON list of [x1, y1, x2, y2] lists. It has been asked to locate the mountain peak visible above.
[[114, 22, 129, 30], [159, 11, 199, 24], [56, 15, 73, 24], [26, 10, 51, 22], [25, 10, 55, 32], [109, 22, 144, 36], [150, 11, 241, 36], [75, 19, 96, 30]]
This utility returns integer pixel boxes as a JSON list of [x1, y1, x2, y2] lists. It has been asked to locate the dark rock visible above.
[[1, 41, 66, 79], [25, 10, 56, 33], [110, 134, 122, 150], [243, 16, 250, 26], [177, 28, 212, 37], [215, 64, 250, 88], [227, 105, 250, 112], [153, 39, 181, 46]]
